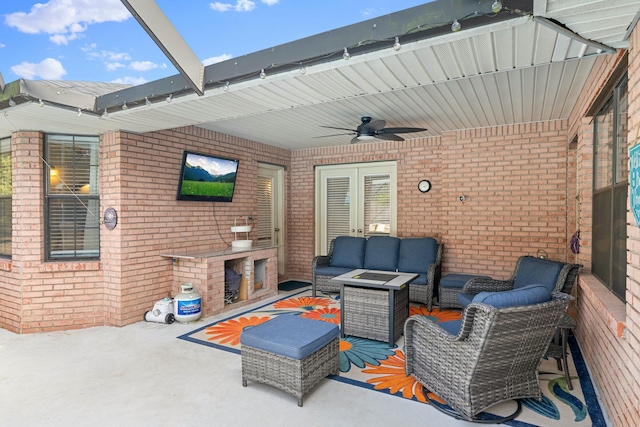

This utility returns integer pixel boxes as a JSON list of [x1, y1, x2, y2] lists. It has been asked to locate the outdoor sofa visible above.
[[312, 235, 442, 310]]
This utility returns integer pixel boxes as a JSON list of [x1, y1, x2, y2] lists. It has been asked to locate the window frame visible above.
[[0, 136, 12, 258], [44, 134, 100, 261], [592, 74, 628, 301]]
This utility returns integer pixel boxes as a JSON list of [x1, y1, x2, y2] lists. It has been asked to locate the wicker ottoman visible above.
[[240, 314, 339, 406], [439, 274, 491, 309]]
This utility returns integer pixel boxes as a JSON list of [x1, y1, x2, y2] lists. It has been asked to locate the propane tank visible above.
[[174, 283, 202, 323]]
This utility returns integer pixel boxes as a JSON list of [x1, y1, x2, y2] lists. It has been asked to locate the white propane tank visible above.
[[174, 283, 202, 323]]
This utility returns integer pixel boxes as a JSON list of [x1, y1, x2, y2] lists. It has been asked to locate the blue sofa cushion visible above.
[[240, 314, 339, 360], [439, 319, 462, 336], [409, 273, 427, 285], [398, 237, 438, 274], [471, 284, 551, 308], [441, 274, 490, 289], [513, 257, 563, 292], [364, 236, 401, 271], [315, 266, 357, 277], [329, 236, 366, 269]]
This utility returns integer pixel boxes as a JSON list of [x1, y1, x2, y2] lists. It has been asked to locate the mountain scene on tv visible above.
[[180, 154, 238, 199]]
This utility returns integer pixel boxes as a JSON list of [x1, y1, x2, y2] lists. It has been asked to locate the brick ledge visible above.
[[578, 273, 626, 338]]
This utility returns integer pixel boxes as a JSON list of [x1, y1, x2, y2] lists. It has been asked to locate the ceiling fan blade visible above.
[[375, 133, 404, 141], [377, 127, 427, 134], [350, 136, 361, 144], [320, 125, 357, 132], [368, 120, 386, 131], [313, 132, 355, 139]]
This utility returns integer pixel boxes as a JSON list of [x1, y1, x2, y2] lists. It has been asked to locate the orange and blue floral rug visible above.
[[178, 289, 606, 427]]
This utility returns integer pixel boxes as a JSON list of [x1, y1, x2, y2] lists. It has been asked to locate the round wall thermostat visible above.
[[418, 179, 431, 193], [103, 207, 118, 230]]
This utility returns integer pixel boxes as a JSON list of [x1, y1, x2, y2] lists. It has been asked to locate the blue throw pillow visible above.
[[329, 236, 366, 269], [363, 236, 400, 271], [513, 257, 562, 292], [397, 237, 438, 274], [472, 284, 551, 308]]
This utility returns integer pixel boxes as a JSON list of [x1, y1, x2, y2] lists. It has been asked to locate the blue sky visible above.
[[0, 0, 429, 86]]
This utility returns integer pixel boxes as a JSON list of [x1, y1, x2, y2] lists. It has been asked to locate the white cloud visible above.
[[210, 3, 233, 12], [202, 54, 232, 66], [5, 0, 130, 45], [360, 8, 377, 17], [129, 61, 159, 71], [0, 43, 5, 48], [11, 58, 67, 80], [106, 62, 125, 71], [261, 0, 279, 5], [210, 1, 256, 12], [111, 76, 147, 85]]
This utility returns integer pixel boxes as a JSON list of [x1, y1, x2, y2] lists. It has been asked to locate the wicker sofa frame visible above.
[[439, 255, 581, 309], [404, 292, 572, 421], [312, 237, 442, 310]]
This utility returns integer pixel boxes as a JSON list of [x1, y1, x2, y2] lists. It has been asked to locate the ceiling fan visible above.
[[317, 116, 427, 144]]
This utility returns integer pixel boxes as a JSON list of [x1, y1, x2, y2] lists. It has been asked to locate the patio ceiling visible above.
[[0, 0, 638, 151]]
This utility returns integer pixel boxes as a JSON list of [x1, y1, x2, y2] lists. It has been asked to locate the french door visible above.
[[315, 161, 397, 254], [257, 163, 285, 276]]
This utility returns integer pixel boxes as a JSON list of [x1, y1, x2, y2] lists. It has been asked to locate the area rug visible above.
[[277, 280, 311, 291], [178, 289, 606, 427]]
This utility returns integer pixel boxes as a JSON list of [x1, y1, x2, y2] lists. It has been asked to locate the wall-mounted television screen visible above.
[[176, 151, 239, 202]]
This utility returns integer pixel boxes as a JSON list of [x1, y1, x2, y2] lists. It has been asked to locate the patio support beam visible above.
[[120, 0, 204, 96]]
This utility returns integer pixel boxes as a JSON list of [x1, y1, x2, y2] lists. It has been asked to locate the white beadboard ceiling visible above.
[[1, 0, 639, 151]]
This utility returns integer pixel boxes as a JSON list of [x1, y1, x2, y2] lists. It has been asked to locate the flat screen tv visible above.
[[176, 151, 239, 202]]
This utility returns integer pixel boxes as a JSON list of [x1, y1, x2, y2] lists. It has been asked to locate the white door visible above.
[[257, 163, 285, 276], [315, 161, 397, 254]]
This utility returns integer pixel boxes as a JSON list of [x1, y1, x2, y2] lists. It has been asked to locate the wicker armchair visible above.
[[452, 256, 582, 308], [405, 292, 572, 422]]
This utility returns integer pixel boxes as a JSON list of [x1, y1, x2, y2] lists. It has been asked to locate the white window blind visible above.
[[325, 176, 351, 253], [257, 175, 272, 241], [364, 174, 391, 237]]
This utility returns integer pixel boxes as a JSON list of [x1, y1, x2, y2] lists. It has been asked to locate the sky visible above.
[[0, 0, 430, 87]]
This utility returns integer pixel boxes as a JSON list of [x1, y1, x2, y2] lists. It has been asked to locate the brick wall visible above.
[[0, 127, 290, 332], [289, 121, 573, 281], [568, 22, 640, 426]]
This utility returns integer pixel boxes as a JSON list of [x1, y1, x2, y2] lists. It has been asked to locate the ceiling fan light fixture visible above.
[[358, 135, 375, 140], [343, 47, 350, 60]]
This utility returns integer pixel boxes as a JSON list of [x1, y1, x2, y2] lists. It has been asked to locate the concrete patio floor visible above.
[[0, 288, 602, 427]]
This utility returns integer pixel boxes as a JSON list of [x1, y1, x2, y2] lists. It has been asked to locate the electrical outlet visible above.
[[247, 215, 253, 220]]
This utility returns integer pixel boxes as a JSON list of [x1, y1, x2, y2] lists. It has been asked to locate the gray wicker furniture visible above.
[[438, 273, 491, 309], [452, 255, 582, 309], [312, 236, 442, 310], [405, 292, 572, 422], [240, 314, 339, 406], [331, 269, 417, 345]]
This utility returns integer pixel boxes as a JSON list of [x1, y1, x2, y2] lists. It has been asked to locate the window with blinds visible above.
[[0, 137, 11, 258], [364, 174, 391, 237], [45, 134, 100, 260], [257, 175, 273, 242], [325, 177, 351, 253]]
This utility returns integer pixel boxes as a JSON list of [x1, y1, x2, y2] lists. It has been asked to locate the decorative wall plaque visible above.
[[103, 207, 118, 230]]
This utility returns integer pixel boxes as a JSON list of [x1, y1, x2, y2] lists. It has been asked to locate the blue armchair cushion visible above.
[[471, 284, 551, 308], [513, 257, 563, 292], [438, 319, 462, 336], [363, 236, 401, 271], [240, 314, 339, 360], [398, 237, 438, 274], [329, 236, 366, 269]]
